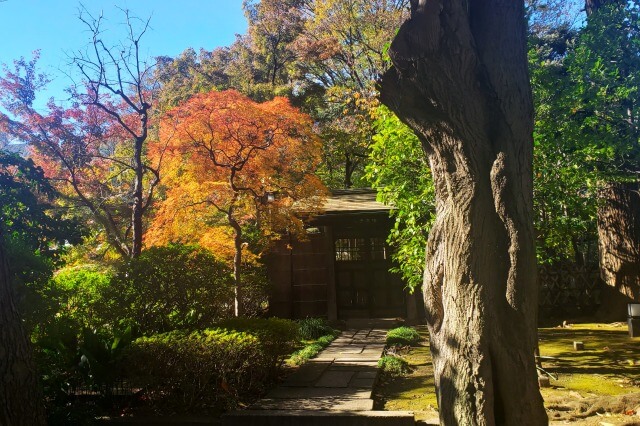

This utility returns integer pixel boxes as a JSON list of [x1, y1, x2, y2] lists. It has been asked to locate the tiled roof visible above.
[[322, 189, 391, 213]]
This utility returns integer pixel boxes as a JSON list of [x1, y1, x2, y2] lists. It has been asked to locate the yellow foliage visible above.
[[146, 89, 327, 264]]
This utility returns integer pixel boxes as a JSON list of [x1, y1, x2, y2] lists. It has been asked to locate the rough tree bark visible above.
[[0, 230, 46, 425], [585, 0, 640, 322], [380, 0, 547, 424], [596, 182, 640, 320]]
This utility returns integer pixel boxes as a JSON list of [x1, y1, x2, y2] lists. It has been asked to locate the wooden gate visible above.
[[334, 236, 405, 318]]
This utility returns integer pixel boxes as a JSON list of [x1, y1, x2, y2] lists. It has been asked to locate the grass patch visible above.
[[288, 330, 340, 366], [386, 326, 421, 346]]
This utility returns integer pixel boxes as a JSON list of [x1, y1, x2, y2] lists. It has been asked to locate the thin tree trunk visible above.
[[0, 231, 46, 425], [229, 211, 244, 317], [344, 153, 353, 189], [380, 1, 546, 424], [132, 137, 145, 258]]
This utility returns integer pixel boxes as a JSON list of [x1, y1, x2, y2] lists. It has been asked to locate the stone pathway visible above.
[[254, 327, 387, 411], [222, 321, 416, 425]]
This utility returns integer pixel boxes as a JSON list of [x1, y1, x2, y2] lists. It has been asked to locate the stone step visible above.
[[250, 397, 374, 411], [221, 410, 415, 426], [97, 416, 221, 425], [344, 318, 403, 330]]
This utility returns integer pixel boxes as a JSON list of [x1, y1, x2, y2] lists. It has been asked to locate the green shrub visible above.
[[378, 355, 410, 377], [386, 326, 421, 347], [297, 317, 334, 340], [125, 328, 278, 411], [217, 317, 299, 367], [100, 244, 235, 334], [47, 266, 112, 329], [32, 266, 115, 403]]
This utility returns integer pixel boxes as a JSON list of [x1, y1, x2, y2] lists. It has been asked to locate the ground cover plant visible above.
[[386, 326, 421, 347], [288, 333, 339, 366], [538, 323, 640, 423], [373, 325, 438, 421], [289, 318, 340, 365], [374, 324, 640, 424], [378, 355, 411, 377], [375, 326, 422, 381], [297, 317, 336, 340]]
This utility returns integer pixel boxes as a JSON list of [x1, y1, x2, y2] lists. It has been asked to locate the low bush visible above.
[[217, 317, 300, 369], [378, 355, 410, 377], [99, 244, 235, 335], [386, 326, 421, 347], [125, 327, 282, 411], [297, 317, 334, 340]]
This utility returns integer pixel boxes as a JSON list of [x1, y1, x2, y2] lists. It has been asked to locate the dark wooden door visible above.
[[334, 236, 405, 318]]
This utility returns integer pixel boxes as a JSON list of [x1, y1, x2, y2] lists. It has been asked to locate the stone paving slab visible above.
[[315, 370, 355, 388], [222, 410, 416, 426], [251, 397, 375, 411], [349, 378, 376, 388], [328, 364, 377, 372], [364, 342, 386, 352], [338, 348, 365, 354], [334, 357, 380, 364], [312, 355, 336, 362], [281, 361, 331, 386], [355, 370, 378, 379], [265, 387, 372, 400]]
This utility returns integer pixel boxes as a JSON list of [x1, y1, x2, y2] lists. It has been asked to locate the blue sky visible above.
[[0, 1, 247, 109]]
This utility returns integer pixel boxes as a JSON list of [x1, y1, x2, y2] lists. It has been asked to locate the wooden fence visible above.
[[538, 263, 602, 316]]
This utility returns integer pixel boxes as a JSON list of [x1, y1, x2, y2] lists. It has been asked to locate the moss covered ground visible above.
[[372, 325, 438, 422], [373, 323, 640, 425]]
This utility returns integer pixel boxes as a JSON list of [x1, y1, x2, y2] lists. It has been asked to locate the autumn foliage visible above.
[[147, 90, 325, 314], [148, 89, 324, 249], [0, 40, 158, 259]]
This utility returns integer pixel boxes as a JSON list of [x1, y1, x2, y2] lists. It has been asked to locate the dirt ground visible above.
[[372, 323, 640, 425]]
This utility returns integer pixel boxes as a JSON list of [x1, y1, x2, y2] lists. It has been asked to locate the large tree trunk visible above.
[[380, 1, 547, 424], [0, 232, 46, 425], [585, 0, 640, 321], [596, 182, 640, 320]]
